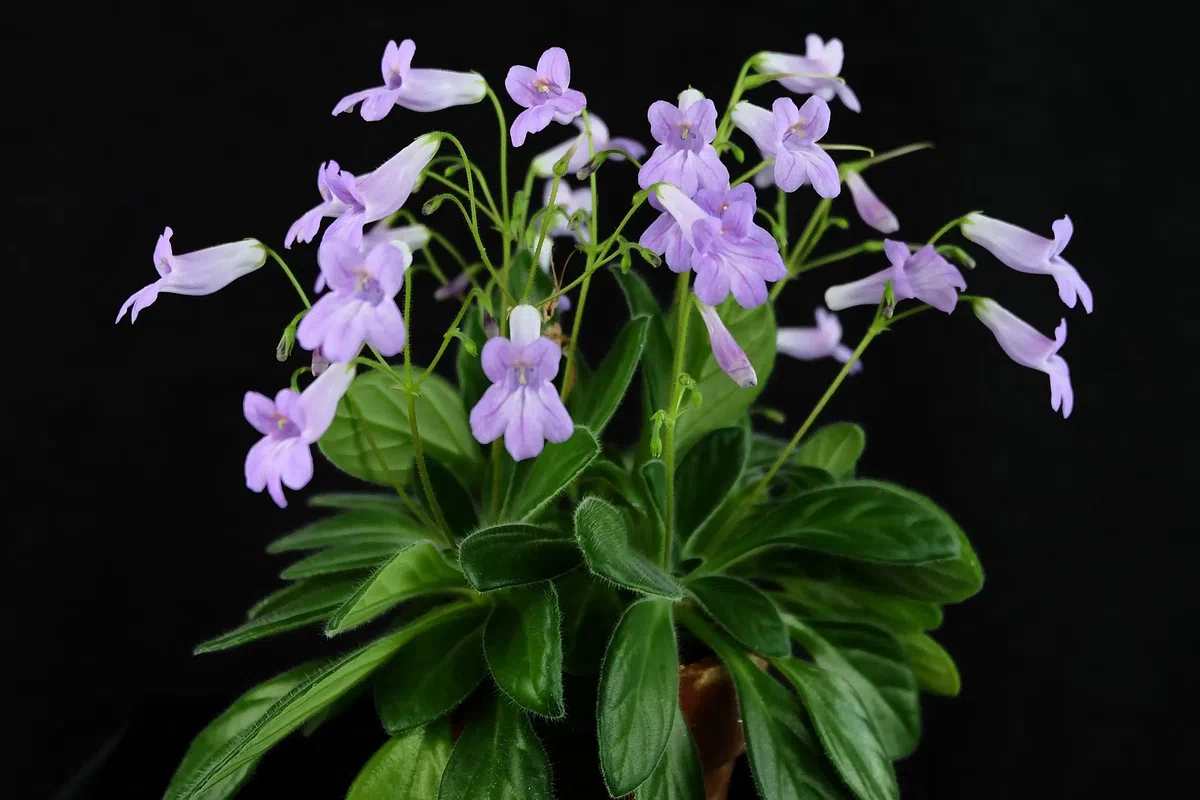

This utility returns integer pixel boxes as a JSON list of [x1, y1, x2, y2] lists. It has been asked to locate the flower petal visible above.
[[470, 383, 517, 444], [537, 47, 571, 88]]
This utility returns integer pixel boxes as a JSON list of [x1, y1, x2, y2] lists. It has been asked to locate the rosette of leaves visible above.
[[165, 270, 982, 800]]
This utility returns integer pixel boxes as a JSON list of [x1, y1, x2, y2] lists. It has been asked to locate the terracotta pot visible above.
[[676, 655, 767, 800]]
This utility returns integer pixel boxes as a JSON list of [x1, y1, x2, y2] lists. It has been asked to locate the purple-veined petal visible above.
[[522, 337, 563, 383], [772, 147, 806, 193], [364, 298, 407, 357], [691, 147, 731, 193], [961, 213, 1057, 271], [648, 100, 684, 144], [505, 388, 547, 461], [298, 361, 355, 442], [795, 95, 831, 141], [1048, 257, 1094, 313], [824, 267, 894, 311], [654, 184, 712, 248], [360, 88, 402, 121], [906, 246, 966, 313], [326, 210, 368, 249], [974, 299, 1072, 417], [511, 104, 557, 147], [551, 90, 586, 122], [685, 98, 719, 143], [367, 240, 411, 298], [882, 239, 911, 269], [537, 47, 571, 89], [505, 65, 540, 107], [638, 148, 690, 195], [732, 102, 777, 155], [699, 303, 757, 387], [534, 383, 574, 442], [798, 146, 840, 198], [316, 236, 360, 293], [333, 88, 380, 117], [161, 239, 267, 296], [693, 262, 731, 306], [481, 336, 518, 383], [243, 391, 277, 435], [281, 442, 315, 491], [116, 280, 164, 324], [845, 172, 899, 233], [470, 383, 517, 444]]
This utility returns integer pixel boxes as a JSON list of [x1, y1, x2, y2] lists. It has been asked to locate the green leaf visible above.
[[375, 606, 489, 735], [747, 433, 790, 473], [795, 423, 866, 479], [772, 657, 899, 800], [769, 576, 943, 632], [574, 496, 684, 600], [164, 663, 317, 800], [456, 303, 490, 414], [507, 248, 554, 302], [421, 457, 479, 537], [325, 542, 467, 635], [773, 466, 837, 493], [677, 608, 850, 800], [702, 481, 961, 575], [638, 704, 705, 800], [675, 426, 748, 542], [319, 370, 480, 487], [438, 694, 553, 800], [307, 492, 411, 515], [598, 599, 679, 797], [484, 584, 565, 717], [787, 619, 920, 760], [640, 459, 668, 559], [245, 577, 364, 621], [280, 541, 404, 580], [501, 426, 600, 521], [196, 579, 360, 654], [609, 262, 662, 318], [571, 315, 649, 434], [266, 511, 430, 553], [347, 720, 452, 800], [895, 631, 961, 696], [300, 684, 363, 737], [556, 570, 626, 676], [579, 459, 648, 514], [687, 575, 789, 658], [609, 266, 672, 438], [842, 495, 984, 603], [169, 602, 481, 800], [459, 523, 582, 592], [673, 299, 775, 457]]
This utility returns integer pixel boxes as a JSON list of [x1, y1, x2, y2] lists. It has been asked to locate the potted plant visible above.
[[117, 35, 1090, 800]]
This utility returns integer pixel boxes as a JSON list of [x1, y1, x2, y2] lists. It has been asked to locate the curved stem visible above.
[[426, 192, 510, 301], [774, 187, 788, 248], [927, 213, 975, 246], [661, 271, 693, 569], [770, 199, 831, 302], [267, 249, 311, 309], [484, 84, 510, 228], [559, 110, 599, 404], [715, 53, 759, 144], [418, 292, 477, 386], [421, 171, 502, 229], [437, 133, 509, 302], [527, 170, 561, 299]]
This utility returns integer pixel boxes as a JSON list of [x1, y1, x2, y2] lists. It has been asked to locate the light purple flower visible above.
[[469, 304, 574, 461], [310, 346, 331, 377], [531, 114, 646, 177], [296, 238, 410, 363], [961, 213, 1093, 314], [639, 183, 760, 274], [732, 97, 839, 198], [777, 307, 862, 374], [845, 171, 898, 233], [316, 219, 429, 292], [825, 239, 966, 314], [332, 39, 486, 120], [117, 227, 266, 323], [244, 362, 355, 508], [652, 183, 786, 308], [434, 272, 471, 302], [699, 303, 757, 387], [505, 47, 587, 147], [638, 91, 729, 199], [284, 134, 440, 249], [755, 35, 861, 113], [543, 180, 592, 242], [974, 299, 1073, 418]]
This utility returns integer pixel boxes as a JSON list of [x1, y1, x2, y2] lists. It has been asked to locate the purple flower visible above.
[[543, 180, 592, 242], [296, 238, 409, 363], [845, 171, 898, 234], [640, 182, 760, 274], [310, 346, 331, 377], [777, 307, 862, 374], [699, 303, 757, 387], [652, 183, 786, 308], [244, 362, 355, 508], [434, 272, 471, 302], [531, 114, 646, 177], [332, 39, 486, 120], [962, 213, 1093, 314], [825, 239, 966, 314], [117, 227, 266, 323], [732, 97, 839, 198], [469, 304, 574, 461], [505, 47, 587, 147], [755, 35, 861, 112], [974, 299, 1073, 418], [638, 90, 730, 199], [317, 219, 429, 292], [284, 134, 440, 249]]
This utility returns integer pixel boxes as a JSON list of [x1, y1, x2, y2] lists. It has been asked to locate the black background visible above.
[[7, 4, 1190, 798]]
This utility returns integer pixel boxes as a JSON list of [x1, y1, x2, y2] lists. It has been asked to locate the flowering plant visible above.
[[122, 35, 1090, 800]]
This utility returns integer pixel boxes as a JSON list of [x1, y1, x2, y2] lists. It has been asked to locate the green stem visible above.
[[484, 84, 510, 227], [401, 271, 452, 542], [421, 171, 501, 228], [715, 53, 759, 144], [426, 192, 510, 300], [490, 440, 503, 521], [418, 292, 477, 386], [928, 213, 976, 245], [769, 199, 831, 301], [704, 316, 880, 560], [527, 170, 561, 299], [559, 110, 599, 404], [732, 159, 772, 187], [661, 270, 693, 569], [842, 141, 934, 173], [794, 241, 877, 274], [774, 187, 788, 248], [886, 303, 935, 326], [342, 393, 436, 530], [438, 133, 510, 302], [267, 249, 311, 309], [820, 144, 875, 155]]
